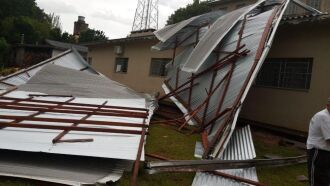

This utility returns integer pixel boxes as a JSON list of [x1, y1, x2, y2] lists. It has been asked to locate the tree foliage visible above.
[[166, 0, 212, 25], [47, 13, 62, 30], [0, 0, 45, 21], [79, 29, 108, 43], [0, 37, 9, 66]]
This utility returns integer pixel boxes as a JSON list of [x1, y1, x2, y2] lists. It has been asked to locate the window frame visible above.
[[149, 58, 172, 77], [114, 57, 129, 74], [255, 58, 313, 91]]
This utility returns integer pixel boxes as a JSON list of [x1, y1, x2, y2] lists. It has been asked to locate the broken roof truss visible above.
[[156, 0, 292, 159], [0, 49, 155, 185], [152, 0, 320, 184]]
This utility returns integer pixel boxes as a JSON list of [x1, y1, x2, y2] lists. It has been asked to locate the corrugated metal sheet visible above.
[[18, 64, 143, 99], [192, 125, 258, 186], [181, 3, 263, 73], [45, 39, 88, 53], [0, 49, 155, 185], [152, 11, 227, 51], [0, 90, 151, 160], [0, 49, 97, 90], [160, 0, 290, 158], [0, 149, 131, 185]]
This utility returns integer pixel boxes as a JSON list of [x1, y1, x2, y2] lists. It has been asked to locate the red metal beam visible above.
[[188, 73, 195, 107], [56, 138, 94, 143], [131, 119, 147, 186], [0, 87, 18, 96], [0, 81, 15, 87], [0, 101, 148, 118], [146, 153, 171, 161], [208, 171, 266, 186], [0, 97, 148, 111], [159, 46, 248, 102], [29, 94, 73, 97], [201, 71, 218, 127], [0, 104, 148, 119], [52, 101, 108, 143], [0, 115, 148, 128], [0, 122, 145, 135]]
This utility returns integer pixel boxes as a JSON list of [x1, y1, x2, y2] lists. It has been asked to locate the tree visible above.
[[47, 13, 62, 30], [60, 32, 76, 43], [0, 37, 9, 66], [0, 16, 51, 44], [166, 0, 212, 25], [0, 0, 45, 21], [79, 29, 108, 43]]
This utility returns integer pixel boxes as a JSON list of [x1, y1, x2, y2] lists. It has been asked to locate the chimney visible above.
[[73, 16, 89, 36], [78, 16, 85, 22]]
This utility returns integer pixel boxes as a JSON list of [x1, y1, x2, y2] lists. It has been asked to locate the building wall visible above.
[[88, 39, 173, 94], [240, 20, 330, 132]]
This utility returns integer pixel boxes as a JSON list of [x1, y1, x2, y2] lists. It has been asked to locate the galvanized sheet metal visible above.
[[18, 64, 143, 99], [161, 1, 289, 158], [0, 90, 151, 160], [192, 125, 258, 186], [152, 11, 227, 51], [0, 149, 132, 186], [0, 49, 97, 89], [181, 4, 262, 73]]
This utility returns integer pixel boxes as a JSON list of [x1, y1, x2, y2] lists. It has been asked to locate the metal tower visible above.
[[132, 0, 159, 32]]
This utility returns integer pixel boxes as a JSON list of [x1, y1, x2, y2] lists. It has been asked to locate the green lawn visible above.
[[0, 124, 308, 186]]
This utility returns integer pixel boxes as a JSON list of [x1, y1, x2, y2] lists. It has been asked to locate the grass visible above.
[[253, 131, 308, 186], [115, 124, 201, 186], [0, 124, 308, 186], [0, 67, 18, 76]]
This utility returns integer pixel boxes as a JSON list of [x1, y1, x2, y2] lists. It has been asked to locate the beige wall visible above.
[[88, 39, 173, 94], [240, 20, 330, 132]]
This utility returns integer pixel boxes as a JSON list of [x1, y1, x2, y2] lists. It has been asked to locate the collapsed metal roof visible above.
[[192, 126, 257, 186], [0, 49, 98, 90], [156, 0, 290, 159], [18, 64, 143, 99], [153, 0, 318, 185], [0, 50, 154, 185], [45, 39, 89, 53], [152, 10, 227, 51]]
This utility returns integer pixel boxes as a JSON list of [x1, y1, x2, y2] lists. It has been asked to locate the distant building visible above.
[[12, 39, 88, 67], [85, 32, 173, 94], [73, 16, 89, 37]]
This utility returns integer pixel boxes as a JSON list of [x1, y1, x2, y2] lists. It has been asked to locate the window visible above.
[[115, 58, 128, 73], [150, 58, 171, 77], [256, 58, 313, 90], [236, 3, 246, 9], [308, 0, 321, 10], [88, 57, 92, 65]]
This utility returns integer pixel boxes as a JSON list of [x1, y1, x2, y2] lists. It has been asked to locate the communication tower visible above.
[[132, 0, 159, 32]]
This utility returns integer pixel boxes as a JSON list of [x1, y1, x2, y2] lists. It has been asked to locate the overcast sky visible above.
[[36, 0, 193, 39]]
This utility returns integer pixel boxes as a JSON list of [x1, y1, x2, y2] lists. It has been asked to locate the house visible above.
[[12, 39, 88, 67], [86, 1, 330, 134], [85, 31, 173, 94]]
